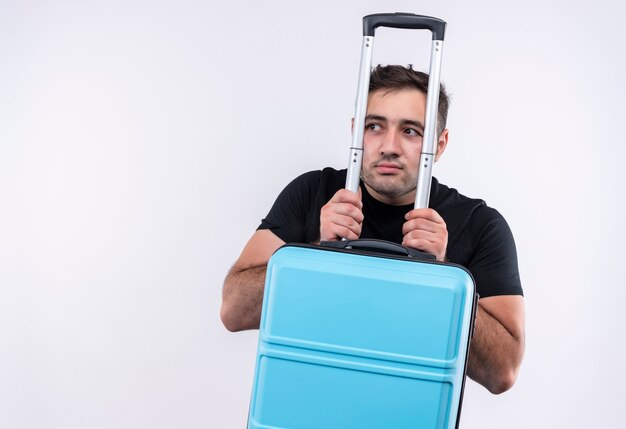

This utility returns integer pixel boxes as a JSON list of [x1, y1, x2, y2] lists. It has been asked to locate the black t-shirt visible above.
[[258, 167, 523, 298]]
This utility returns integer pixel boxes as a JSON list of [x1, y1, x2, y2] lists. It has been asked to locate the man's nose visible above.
[[380, 130, 402, 155]]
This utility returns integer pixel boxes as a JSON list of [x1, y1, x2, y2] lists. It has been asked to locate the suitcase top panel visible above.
[[260, 245, 475, 367]]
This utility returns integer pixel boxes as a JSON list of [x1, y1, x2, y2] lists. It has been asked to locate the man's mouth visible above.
[[375, 162, 402, 175]]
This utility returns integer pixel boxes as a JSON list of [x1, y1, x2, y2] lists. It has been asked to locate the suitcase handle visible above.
[[321, 239, 435, 261], [363, 13, 446, 40]]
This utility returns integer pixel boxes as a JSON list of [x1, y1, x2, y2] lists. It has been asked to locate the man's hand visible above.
[[319, 188, 363, 242], [402, 208, 448, 261]]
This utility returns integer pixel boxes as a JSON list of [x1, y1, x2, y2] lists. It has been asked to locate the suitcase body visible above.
[[247, 244, 476, 429]]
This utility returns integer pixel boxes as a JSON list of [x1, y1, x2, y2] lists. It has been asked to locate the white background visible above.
[[1, 0, 625, 428]]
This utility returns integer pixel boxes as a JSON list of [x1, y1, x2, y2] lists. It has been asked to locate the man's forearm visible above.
[[220, 265, 266, 332], [466, 303, 525, 394]]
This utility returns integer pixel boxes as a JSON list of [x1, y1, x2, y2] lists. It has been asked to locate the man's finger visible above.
[[330, 189, 363, 209], [402, 218, 445, 236], [321, 215, 361, 241], [404, 208, 445, 223]]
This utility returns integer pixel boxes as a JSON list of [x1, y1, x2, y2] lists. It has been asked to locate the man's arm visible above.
[[220, 230, 285, 332], [467, 295, 526, 394]]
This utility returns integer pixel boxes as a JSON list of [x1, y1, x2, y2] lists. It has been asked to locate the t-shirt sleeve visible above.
[[468, 207, 524, 298], [257, 171, 320, 243]]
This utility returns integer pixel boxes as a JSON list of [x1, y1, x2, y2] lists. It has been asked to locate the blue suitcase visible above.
[[248, 13, 478, 428], [248, 240, 477, 428]]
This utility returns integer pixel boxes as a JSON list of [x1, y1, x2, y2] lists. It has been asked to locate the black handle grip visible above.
[[363, 13, 446, 40], [320, 239, 435, 261]]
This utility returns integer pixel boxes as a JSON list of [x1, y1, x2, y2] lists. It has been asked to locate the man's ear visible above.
[[435, 129, 449, 162], [351, 117, 355, 134]]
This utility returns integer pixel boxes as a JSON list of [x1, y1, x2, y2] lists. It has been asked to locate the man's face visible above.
[[361, 88, 431, 206]]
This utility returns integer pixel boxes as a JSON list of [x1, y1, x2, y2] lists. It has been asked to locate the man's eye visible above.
[[366, 123, 381, 131], [404, 128, 422, 137]]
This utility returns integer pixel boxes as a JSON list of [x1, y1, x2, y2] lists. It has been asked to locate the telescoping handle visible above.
[[345, 13, 447, 210], [363, 13, 446, 39]]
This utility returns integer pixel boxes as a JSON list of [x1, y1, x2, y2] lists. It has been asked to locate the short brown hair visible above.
[[369, 65, 450, 136]]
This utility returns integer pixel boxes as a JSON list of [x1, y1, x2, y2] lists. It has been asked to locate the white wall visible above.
[[1, 0, 625, 427]]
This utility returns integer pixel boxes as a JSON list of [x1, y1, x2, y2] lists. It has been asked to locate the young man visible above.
[[221, 65, 525, 394]]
